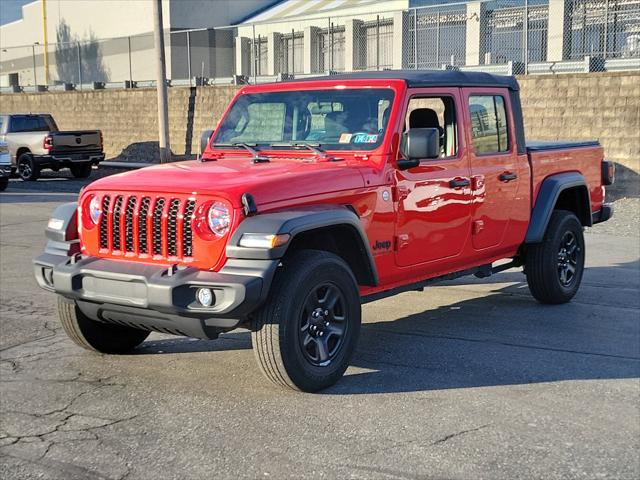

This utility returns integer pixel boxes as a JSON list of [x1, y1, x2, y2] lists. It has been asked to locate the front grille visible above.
[[98, 195, 195, 260]]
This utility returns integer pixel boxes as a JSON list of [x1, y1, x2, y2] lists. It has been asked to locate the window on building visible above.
[[568, 0, 640, 59], [483, 0, 548, 67], [410, 5, 467, 69], [251, 36, 268, 77], [468, 95, 509, 154], [279, 32, 304, 74], [363, 18, 394, 70], [318, 27, 345, 72]]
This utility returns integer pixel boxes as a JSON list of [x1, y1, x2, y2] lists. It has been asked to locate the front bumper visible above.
[[34, 253, 278, 339], [34, 153, 105, 168]]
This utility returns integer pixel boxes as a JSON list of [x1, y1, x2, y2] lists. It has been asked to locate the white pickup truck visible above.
[[0, 114, 104, 181]]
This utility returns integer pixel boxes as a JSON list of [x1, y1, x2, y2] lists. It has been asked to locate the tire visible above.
[[57, 297, 150, 354], [525, 209, 585, 304], [70, 163, 92, 179], [251, 250, 361, 392], [0, 178, 7, 192], [17, 153, 39, 181]]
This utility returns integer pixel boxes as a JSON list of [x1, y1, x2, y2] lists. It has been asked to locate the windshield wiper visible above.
[[272, 142, 341, 161], [211, 143, 269, 163]]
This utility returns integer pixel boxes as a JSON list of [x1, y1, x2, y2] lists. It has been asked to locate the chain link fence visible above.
[[1, 0, 638, 91]]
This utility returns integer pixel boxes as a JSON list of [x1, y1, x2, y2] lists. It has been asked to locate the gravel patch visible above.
[[589, 197, 640, 238]]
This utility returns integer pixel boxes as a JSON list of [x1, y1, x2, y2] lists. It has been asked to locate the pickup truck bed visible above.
[[527, 140, 605, 224]]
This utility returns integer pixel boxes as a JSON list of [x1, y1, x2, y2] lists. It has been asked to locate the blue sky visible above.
[[1, 0, 32, 26]]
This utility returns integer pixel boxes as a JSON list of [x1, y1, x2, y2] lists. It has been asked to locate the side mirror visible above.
[[397, 128, 439, 170], [200, 129, 214, 155]]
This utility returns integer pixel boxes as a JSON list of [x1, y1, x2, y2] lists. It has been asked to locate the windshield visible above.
[[213, 88, 395, 151]]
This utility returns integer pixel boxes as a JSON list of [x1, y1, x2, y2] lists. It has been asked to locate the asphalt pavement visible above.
[[1, 172, 639, 480]]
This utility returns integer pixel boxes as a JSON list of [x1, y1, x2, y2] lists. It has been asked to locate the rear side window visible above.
[[9, 115, 51, 133], [468, 95, 509, 154]]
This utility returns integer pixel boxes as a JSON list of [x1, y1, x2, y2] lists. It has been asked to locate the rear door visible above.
[[463, 89, 520, 251], [394, 87, 472, 267]]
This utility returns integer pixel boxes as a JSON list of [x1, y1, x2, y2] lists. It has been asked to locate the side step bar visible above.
[[361, 259, 522, 304]]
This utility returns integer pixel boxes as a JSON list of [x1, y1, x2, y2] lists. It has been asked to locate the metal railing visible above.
[[0, 0, 638, 92]]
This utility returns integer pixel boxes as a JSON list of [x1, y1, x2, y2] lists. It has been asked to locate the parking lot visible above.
[[1, 171, 639, 480]]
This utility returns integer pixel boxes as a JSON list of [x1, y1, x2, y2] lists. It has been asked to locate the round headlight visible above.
[[207, 202, 231, 237], [89, 195, 101, 224]]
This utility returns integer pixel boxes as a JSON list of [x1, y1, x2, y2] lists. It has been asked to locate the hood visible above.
[[87, 158, 366, 208]]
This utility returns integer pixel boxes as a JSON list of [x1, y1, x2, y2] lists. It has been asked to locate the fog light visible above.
[[196, 288, 214, 307]]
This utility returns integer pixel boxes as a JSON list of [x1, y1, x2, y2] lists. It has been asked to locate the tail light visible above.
[[602, 160, 615, 186], [43, 135, 53, 151]]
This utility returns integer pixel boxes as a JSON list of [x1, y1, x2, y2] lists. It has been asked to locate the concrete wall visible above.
[[0, 85, 238, 162], [0, 71, 637, 193], [517, 71, 639, 195]]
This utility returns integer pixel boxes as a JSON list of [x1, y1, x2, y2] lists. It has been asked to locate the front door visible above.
[[394, 88, 472, 267], [463, 89, 520, 250]]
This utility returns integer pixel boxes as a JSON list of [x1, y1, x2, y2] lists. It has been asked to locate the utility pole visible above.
[[41, 0, 49, 85], [152, 0, 171, 163]]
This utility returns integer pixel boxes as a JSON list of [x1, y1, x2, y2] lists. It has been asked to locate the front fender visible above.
[[226, 205, 377, 284]]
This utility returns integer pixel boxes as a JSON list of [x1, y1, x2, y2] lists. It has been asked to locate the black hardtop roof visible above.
[[292, 69, 519, 91]]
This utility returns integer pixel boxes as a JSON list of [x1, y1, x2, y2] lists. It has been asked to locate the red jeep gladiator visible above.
[[35, 71, 614, 392]]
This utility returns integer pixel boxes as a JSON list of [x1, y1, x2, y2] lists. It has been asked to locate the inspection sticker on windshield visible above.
[[352, 133, 378, 144], [339, 133, 353, 143]]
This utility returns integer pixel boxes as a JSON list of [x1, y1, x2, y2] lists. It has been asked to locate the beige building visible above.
[[0, 0, 271, 86]]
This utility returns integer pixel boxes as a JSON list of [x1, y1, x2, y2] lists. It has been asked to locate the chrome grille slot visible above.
[[112, 196, 124, 251], [138, 197, 150, 254], [152, 198, 166, 255], [167, 199, 180, 257], [125, 196, 137, 252], [99, 195, 110, 249], [94, 193, 195, 261], [182, 200, 196, 257]]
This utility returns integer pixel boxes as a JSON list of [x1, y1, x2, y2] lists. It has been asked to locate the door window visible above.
[[404, 96, 458, 157], [468, 95, 509, 155]]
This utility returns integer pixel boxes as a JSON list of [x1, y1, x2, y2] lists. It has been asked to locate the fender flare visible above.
[[226, 205, 378, 286], [525, 172, 591, 244]]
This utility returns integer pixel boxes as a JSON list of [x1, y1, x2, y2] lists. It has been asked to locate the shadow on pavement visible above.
[[124, 260, 640, 395]]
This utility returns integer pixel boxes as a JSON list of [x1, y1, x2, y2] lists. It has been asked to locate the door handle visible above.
[[499, 172, 518, 182], [449, 177, 471, 189]]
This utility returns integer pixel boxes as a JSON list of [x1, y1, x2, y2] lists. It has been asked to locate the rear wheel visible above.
[[70, 163, 92, 179], [251, 250, 361, 392], [18, 153, 39, 181], [525, 210, 585, 304], [57, 297, 149, 354]]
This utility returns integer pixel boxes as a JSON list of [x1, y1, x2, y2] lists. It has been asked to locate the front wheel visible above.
[[251, 250, 361, 392], [0, 178, 8, 191], [57, 297, 150, 353], [525, 210, 585, 304], [70, 163, 93, 179]]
